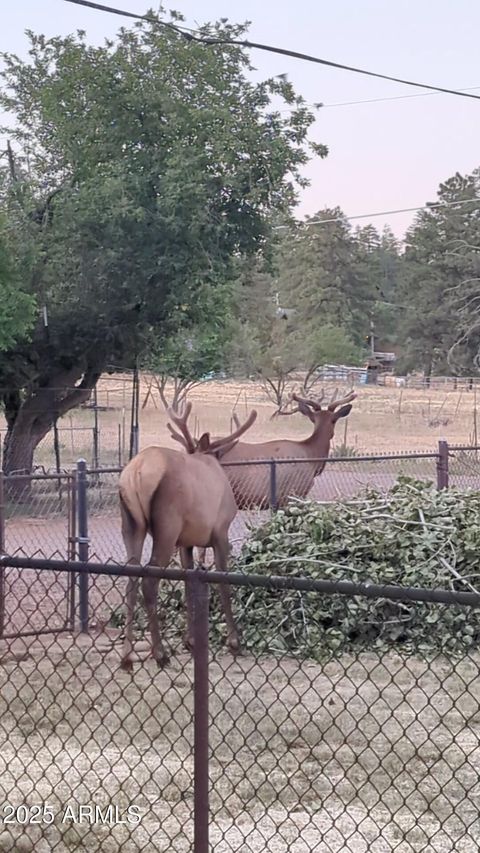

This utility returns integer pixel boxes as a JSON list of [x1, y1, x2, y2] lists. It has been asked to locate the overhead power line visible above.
[[323, 86, 480, 108], [275, 197, 480, 229], [64, 0, 480, 102]]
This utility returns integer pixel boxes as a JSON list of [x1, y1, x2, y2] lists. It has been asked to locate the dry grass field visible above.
[[19, 375, 480, 470]]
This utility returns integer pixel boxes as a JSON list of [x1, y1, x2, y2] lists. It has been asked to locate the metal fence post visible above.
[[437, 439, 449, 490], [192, 570, 209, 853], [67, 471, 77, 630], [76, 459, 89, 632], [269, 460, 278, 512], [0, 470, 5, 638]]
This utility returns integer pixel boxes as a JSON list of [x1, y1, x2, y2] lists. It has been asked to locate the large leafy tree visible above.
[[0, 15, 323, 474], [0, 215, 35, 352]]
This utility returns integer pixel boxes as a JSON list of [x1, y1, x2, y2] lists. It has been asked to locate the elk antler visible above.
[[209, 410, 257, 454], [291, 391, 326, 412], [327, 391, 357, 411], [272, 390, 326, 419], [166, 402, 196, 453]]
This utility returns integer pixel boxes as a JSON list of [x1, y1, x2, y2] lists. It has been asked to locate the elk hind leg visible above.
[[213, 538, 241, 655], [142, 532, 177, 668], [120, 502, 146, 672]]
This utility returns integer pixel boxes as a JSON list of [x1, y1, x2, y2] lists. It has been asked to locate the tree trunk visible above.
[[2, 364, 102, 502], [3, 424, 39, 502]]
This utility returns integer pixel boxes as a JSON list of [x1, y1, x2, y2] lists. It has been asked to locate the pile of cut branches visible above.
[[216, 478, 480, 659]]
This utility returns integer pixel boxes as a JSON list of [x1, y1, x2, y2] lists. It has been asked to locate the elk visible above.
[[206, 390, 356, 510], [177, 391, 355, 566], [118, 403, 257, 672]]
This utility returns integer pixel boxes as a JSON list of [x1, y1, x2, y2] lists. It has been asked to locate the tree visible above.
[[0, 15, 323, 476], [141, 320, 231, 411], [272, 210, 378, 353], [0, 216, 35, 352], [399, 170, 480, 376], [354, 224, 403, 352]]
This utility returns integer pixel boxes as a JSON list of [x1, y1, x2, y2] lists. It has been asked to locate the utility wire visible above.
[[274, 86, 480, 113], [323, 86, 480, 108], [275, 197, 480, 229], [64, 0, 480, 102]]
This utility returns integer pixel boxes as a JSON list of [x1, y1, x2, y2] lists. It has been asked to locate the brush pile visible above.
[[220, 478, 480, 658]]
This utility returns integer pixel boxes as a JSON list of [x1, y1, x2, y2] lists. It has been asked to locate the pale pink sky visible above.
[[2, 0, 480, 238]]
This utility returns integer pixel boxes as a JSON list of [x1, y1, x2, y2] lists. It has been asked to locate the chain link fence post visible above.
[[76, 459, 89, 632], [437, 439, 449, 490], [192, 570, 210, 853], [67, 470, 77, 631], [0, 469, 5, 638]]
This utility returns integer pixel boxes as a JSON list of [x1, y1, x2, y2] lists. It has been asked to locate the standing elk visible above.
[[197, 391, 356, 510], [175, 390, 356, 566], [118, 403, 257, 672]]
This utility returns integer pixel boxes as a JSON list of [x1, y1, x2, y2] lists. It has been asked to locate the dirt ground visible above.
[[0, 631, 478, 853]]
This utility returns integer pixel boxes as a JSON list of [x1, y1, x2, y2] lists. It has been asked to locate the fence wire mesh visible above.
[[448, 446, 480, 491], [0, 451, 458, 576], [0, 557, 479, 852]]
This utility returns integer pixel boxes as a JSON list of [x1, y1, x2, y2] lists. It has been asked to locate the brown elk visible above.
[[176, 390, 355, 566], [196, 390, 356, 511], [118, 403, 257, 672]]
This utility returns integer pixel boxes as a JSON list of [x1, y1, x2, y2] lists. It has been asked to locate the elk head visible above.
[[275, 389, 356, 443], [167, 403, 257, 459]]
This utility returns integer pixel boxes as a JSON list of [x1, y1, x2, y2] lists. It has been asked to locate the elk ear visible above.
[[197, 432, 211, 451], [298, 401, 315, 422], [214, 440, 238, 460], [332, 404, 352, 423]]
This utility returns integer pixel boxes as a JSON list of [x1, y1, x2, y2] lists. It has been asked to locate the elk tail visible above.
[[119, 453, 168, 533]]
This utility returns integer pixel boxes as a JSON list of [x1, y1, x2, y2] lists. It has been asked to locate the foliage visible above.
[[291, 323, 363, 370], [0, 217, 35, 351], [230, 213, 395, 403], [141, 278, 234, 407], [273, 210, 380, 348], [114, 478, 480, 661], [399, 170, 480, 376], [224, 478, 480, 659], [0, 14, 322, 471]]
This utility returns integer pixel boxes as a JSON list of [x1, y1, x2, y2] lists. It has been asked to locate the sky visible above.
[[2, 0, 480, 239]]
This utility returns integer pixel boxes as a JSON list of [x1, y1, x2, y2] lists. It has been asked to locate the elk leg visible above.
[[213, 540, 241, 655], [121, 576, 139, 672], [143, 529, 179, 668], [181, 546, 195, 651], [142, 576, 170, 668], [120, 500, 146, 672]]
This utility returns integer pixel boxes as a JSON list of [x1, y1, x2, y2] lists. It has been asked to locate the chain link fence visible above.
[[0, 444, 457, 571], [448, 445, 480, 491], [0, 556, 479, 851]]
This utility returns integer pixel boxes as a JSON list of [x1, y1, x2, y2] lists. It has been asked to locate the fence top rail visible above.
[[1, 471, 74, 482], [2, 553, 480, 608], [86, 452, 439, 475], [222, 452, 440, 465]]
